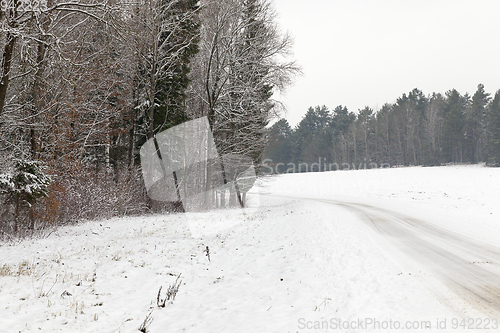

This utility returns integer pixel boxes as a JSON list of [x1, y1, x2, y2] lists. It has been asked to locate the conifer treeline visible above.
[[265, 85, 500, 173]]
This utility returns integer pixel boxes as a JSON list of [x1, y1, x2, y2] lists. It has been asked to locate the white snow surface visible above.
[[0, 165, 499, 332]]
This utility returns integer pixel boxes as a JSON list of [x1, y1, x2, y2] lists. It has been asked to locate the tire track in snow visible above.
[[267, 194, 500, 318], [326, 199, 500, 318]]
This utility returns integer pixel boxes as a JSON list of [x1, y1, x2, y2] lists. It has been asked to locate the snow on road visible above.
[[0, 165, 499, 332]]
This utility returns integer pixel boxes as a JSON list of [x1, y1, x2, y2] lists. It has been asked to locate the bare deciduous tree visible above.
[[187, 0, 299, 207]]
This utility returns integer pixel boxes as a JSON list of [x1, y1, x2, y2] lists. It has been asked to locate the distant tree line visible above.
[[0, 0, 299, 237], [264, 85, 500, 173]]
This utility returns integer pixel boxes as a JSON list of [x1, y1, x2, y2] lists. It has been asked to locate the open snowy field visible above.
[[1, 165, 499, 332], [267, 164, 500, 244]]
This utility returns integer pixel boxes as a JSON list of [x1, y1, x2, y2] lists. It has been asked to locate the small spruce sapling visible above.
[[0, 159, 51, 232]]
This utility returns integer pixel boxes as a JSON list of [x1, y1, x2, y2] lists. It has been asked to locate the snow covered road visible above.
[[267, 194, 500, 319], [335, 200, 500, 318]]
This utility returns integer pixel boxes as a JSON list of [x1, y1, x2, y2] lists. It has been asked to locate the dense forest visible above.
[[0, 0, 299, 237], [264, 85, 500, 173]]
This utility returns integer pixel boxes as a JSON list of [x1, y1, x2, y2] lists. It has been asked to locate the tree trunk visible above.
[[129, 85, 139, 168], [14, 195, 20, 235], [0, 33, 16, 116], [30, 31, 48, 158], [105, 142, 111, 175], [29, 204, 35, 231], [220, 187, 225, 208]]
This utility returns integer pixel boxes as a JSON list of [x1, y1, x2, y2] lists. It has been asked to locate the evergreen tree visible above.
[[135, 0, 200, 147], [154, 0, 200, 133], [407, 89, 428, 165], [464, 84, 490, 163], [486, 90, 500, 166], [292, 106, 331, 167], [442, 89, 467, 163], [425, 93, 446, 165], [390, 89, 427, 166], [373, 103, 393, 165], [357, 106, 375, 164], [0, 159, 50, 232], [264, 119, 292, 172], [332, 105, 354, 134], [331, 105, 355, 165]]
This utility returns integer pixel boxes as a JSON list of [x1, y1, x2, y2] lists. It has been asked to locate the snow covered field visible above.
[[267, 164, 500, 246], [1, 165, 499, 332]]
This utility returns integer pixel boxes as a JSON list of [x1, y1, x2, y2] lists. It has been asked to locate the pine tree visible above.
[[331, 105, 355, 165], [485, 90, 500, 166], [424, 93, 446, 165], [357, 106, 375, 164], [442, 89, 467, 163], [264, 119, 293, 172], [464, 84, 490, 163]]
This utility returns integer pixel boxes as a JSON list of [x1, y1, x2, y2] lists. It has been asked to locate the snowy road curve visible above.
[[270, 194, 500, 318]]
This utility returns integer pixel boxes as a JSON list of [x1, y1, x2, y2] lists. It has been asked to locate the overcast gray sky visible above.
[[272, 0, 500, 127]]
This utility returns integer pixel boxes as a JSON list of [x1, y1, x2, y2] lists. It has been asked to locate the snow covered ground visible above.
[[0, 165, 499, 332], [266, 164, 500, 246]]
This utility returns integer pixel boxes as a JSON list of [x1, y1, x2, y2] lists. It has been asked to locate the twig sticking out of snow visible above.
[[32, 274, 58, 298], [157, 274, 182, 308], [204, 246, 210, 262], [314, 298, 332, 311], [138, 310, 153, 333]]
